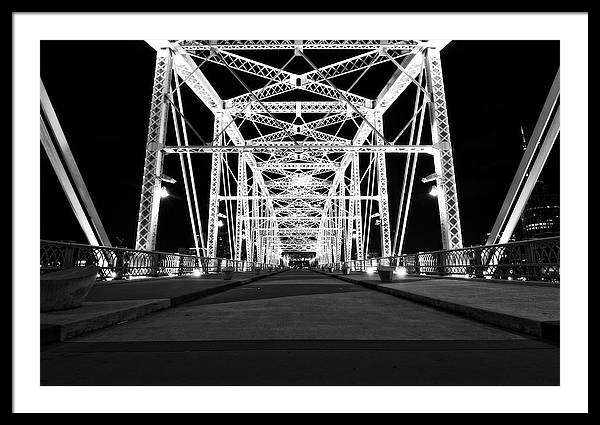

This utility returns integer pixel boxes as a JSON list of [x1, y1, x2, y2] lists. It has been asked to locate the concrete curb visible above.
[[41, 269, 286, 345], [314, 270, 559, 343]]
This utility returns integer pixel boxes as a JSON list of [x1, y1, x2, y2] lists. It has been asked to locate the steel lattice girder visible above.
[[140, 40, 459, 262], [135, 48, 173, 251], [177, 40, 420, 50], [425, 48, 463, 250]]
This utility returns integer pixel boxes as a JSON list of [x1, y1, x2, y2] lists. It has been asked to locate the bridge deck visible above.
[[318, 270, 559, 340], [41, 270, 558, 385]]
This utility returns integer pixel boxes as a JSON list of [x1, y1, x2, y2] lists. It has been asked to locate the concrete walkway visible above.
[[42, 270, 558, 385], [318, 270, 559, 341], [41, 270, 282, 343]]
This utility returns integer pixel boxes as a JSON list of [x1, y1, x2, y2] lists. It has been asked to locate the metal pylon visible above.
[[425, 48, 463, 250], [135, 48, 173, 251]]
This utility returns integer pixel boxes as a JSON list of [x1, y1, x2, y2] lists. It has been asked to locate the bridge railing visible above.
[[40, 240, 278, 282], [323, 237, 559, 282]]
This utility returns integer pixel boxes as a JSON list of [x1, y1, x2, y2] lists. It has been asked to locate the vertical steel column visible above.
[[242, 158, 252, 262], [257, 200, 264, 264], [206, 113, 224, 258], [336, 184, 343, 263], [345, 165, 355, 262], [374, 112, 392, 257], [135, 48, 173, 251], [234, 153, 246, 260], [425, 48, 463, 250], [251, 178, 259, 262], [352, 152, 365, 262]]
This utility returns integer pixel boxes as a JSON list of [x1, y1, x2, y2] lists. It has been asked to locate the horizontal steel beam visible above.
[[219, 195, 378, 200], [226, 101, 367, 114], [178, 40, 421, 50], [163, 145, 435, 154]]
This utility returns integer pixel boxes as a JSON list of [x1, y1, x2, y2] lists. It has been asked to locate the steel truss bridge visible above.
[[41, 39, 559, 271], [132, 39, 463, 267]]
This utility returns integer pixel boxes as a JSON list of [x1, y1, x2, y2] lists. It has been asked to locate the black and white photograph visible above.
[[13, 12, 588, 413]]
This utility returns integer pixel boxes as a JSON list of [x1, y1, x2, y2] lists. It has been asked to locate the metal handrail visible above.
[[321, 237, 559, 282], [40, 240, 280, 282]]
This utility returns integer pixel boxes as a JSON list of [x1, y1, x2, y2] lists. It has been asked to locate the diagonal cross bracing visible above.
[[138, 40, 458, 264]]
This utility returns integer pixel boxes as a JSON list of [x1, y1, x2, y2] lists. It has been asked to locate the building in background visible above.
[[521, 180, 560, 239]]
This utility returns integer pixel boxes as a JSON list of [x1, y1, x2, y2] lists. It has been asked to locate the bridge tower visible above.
[[134, 40, 463, 263]]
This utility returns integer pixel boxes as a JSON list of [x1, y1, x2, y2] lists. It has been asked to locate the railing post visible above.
[[114, 250, 126, 280], [63, 244, 75, 269], [436, 251, 448, 275], [526, 241, 539, 281], [178, 254, 185, 276], [473, 247, 484, 278], [150, 252, 160, 277]]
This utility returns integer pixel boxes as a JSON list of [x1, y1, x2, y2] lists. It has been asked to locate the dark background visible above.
[[40, 40, 560, 254]]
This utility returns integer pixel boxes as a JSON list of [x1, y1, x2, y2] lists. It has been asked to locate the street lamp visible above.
[[159, 186, 169, 198], [422, 173, 440, 198], [217, 212, 227, 227]]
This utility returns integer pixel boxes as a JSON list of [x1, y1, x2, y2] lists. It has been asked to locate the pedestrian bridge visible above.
[[41, 268, 559, 385], [39, 39, 561, 386]]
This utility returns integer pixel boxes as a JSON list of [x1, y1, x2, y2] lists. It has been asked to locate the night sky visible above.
[[40, 40, 560, 254]]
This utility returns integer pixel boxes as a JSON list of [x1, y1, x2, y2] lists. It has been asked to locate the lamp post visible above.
[[422, 173, 440, 197]]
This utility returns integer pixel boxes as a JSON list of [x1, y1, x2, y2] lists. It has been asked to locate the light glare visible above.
[[394, 266, 407, 276]]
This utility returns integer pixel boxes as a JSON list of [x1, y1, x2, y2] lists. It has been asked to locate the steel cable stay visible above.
[[392, 65, 426, 255], [362, 145, 376, 257], [168, 90, 201, 257], [221, 154, 234, 259], [173, 70, 206, 254], [396, 78, 429, 256]]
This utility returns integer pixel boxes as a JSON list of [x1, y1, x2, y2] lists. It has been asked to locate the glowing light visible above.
[[429, 185, 439, 197], [394, 266, 407, 277], [110, 271, 118, 278], [366, 267, 377, 274], [159, 187, 169, 198], [218, 220, 225, 227], [192, 269, 202, 277], [292, 175, 311, 187]]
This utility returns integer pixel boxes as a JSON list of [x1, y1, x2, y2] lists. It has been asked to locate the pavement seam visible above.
[[313, 270, 559, 344], [41, 270, 286, 345]]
